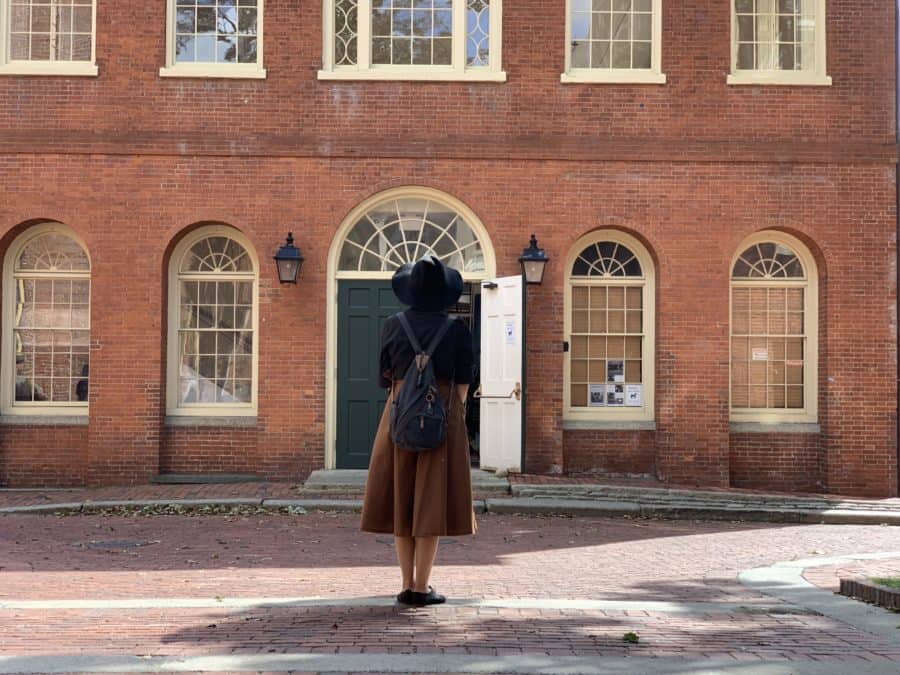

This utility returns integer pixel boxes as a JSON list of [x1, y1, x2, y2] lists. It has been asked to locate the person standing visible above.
[[361, 255, 476, 606]]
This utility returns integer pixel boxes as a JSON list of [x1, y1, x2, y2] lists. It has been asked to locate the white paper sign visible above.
[[589, 384, 605, 407], [626, 384, 642, 407], [505, 321, 515, 345], [752, 348, 768, 361], [607, 384, 625, 407]]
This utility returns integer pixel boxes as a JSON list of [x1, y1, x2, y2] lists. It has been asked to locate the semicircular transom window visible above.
[[732, 242, 805, 279], [16, 232, 90, 272], [339, 197, 486, 274], [180, 235, 253, 274], [571, 241, 643, 278]]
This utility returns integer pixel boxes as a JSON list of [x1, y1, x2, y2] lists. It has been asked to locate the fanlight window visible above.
[[571, 241, 643, 277], [732, 242, 805, 279], [16, 232, 90, 272], [338, 197, 486, 274], [180, 235, 254, 274]]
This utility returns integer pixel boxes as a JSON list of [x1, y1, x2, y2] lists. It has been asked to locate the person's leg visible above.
[[394, 536, 415, 592], [412, 536, 439, 593]]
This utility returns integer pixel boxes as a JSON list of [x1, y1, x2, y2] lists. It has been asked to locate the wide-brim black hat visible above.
[[392, 255, 463, 311]]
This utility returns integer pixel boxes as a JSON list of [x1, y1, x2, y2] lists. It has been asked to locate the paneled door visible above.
[[335, 281, 403, 469]]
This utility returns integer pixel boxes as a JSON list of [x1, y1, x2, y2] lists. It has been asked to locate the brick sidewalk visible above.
[[2, 510, 900, 672]]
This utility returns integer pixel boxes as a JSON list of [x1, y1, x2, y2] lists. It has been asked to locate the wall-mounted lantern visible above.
[[518, 234, 549, 285], [274, 232, 304, 284]]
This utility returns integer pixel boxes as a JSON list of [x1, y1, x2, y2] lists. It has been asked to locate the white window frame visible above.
[[166, 225, 260, 417], [729, 231, 819, 424], [160, 0, 266, 79], [318, 0, 506, 82], [563, 230, 655, 423], [728, 0, 830, 86], [0, 0, 97, 76], [1, 223, 92, 416], [561, 0, 665, 85]]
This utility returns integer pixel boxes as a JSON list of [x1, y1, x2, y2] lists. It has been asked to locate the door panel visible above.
[[479, 275, 523, 473], [336, 280, 402, 469]]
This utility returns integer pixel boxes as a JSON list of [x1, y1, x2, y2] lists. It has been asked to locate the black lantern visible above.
[[274, 232, 304, 284], [518, 234, 549, 285]]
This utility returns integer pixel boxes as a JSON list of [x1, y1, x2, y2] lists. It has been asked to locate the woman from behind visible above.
[[360, 255, 476, 606]]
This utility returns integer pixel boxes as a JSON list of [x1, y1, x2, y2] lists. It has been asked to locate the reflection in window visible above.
[[568, 240, 647, 411], [731, 240, 809, 411], [174, 0, 259, 64], [176, 234, 256, 406], [12, 230, 90, 405], [734, 0, 816, 73], [570, 0, 654, 70], [338, 197, 486, 274], [7, 0, 94, 62]]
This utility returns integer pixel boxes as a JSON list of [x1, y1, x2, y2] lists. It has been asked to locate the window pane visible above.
[[8, 0, 95, 62], [571, 0, 654, 70], [734, 0, 814, 72], [173, 0, 258, 64], [335, 0, 359, 65]]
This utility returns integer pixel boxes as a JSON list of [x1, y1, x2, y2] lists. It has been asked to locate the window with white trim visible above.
[[563, 0, 665, 84], [730, 233, 818, 423], [161, 0, 265, 79], [167, 228, 258, 416], [1, 224, 91, 415], [729, 0, 830, 85], [320, 0, 505, 81], [564, 231, 654, 422], [0, 0, 97, 75]]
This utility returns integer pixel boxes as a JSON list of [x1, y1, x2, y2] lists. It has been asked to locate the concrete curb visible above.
[[2, 496, 899, 523]]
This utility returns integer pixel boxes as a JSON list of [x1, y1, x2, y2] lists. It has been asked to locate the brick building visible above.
[[0, 1, 896, 497]]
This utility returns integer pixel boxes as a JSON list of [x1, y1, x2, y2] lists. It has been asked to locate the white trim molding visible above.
[[729, 230, 819, 425], [324, 186, 497, 470], [1, 222, 92, 417], [562, 0, 665, 85], [728, 0, 831, 86], [161, 0, 266, 80], [563, 230, 656, 424], [165, 225, 260, 418], [319, 0, 505, 82], [0, 0, 98, 77]]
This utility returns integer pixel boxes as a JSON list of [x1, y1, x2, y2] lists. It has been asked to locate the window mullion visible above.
[[452, 0, 465, 73], [358, 0, 371, 70]]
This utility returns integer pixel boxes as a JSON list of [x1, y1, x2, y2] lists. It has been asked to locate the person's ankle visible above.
[[412, 584, 430, 593]]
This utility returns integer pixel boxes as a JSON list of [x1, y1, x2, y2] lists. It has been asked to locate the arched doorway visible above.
[[325, 187, 496, 469]]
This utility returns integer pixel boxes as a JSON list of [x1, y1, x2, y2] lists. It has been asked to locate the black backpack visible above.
[[390, 313, 456, 453]]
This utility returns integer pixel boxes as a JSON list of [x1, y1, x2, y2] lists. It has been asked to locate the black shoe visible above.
[[396, 589, 414, 604], [410, 586, 446, 606]]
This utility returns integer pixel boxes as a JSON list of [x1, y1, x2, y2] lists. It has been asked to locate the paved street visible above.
[[0, 509, 899, 674]]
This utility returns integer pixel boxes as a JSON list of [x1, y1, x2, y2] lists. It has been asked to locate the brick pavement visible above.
[[1, 511, 899, 672]]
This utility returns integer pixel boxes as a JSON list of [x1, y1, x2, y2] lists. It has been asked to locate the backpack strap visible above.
[[396, 312, 423, 354], [397, 313, 455, 373]]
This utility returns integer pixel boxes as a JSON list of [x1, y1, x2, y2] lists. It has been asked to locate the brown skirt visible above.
[[360, 382, 476, 537]]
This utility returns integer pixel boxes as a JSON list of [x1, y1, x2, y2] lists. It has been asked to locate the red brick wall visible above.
[[0, 2, 896, 496], [563, 430, 656, 476], [729, 432, 825, 494], [0, 425, 88, 487]]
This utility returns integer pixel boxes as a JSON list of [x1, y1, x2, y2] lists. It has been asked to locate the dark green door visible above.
[[336, 280, 403, 469]]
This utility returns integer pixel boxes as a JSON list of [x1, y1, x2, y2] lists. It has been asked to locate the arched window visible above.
[[1, 224, 91, 414], [564, 231, 654, 422], [730, 232, 818, 423], [337, 195, 487, 275], [167, 226, 258, 416]]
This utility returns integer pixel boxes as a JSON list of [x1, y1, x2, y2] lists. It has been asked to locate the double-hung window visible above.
[[320, 0, 505, 81], [162, 0, 265, 79], [563, 0, 665, 84], [0, 0, 97, 75], [729, 0, 830, 85]]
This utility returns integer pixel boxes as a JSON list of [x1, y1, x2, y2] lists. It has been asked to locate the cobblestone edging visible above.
[[839, 578, 900, 611]]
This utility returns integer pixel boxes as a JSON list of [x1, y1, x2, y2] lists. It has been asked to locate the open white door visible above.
[[478, 275, 523, 473]]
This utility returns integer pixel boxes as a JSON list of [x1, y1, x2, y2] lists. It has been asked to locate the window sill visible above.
[[159, 64, 266, 80], [317, 68, 507, 83], [0, 62, 97, 77], [730, 421, 821, 434], [563, 420, 656, 431], [561, 70, 666, 85], [165, 415, 258, 428], [0, 414, 89, 426], [727, 73, 832, 87]]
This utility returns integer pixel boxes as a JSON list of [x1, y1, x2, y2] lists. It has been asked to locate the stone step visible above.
[[302, 469, 510, 495], [151, 474, 265, 485]]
